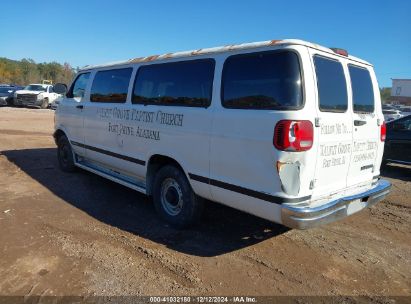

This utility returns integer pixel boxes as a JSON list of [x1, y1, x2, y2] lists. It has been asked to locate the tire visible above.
[[57, 135, 76, 172], [152, 165, 203, 228], [40, 98, 48, 109]]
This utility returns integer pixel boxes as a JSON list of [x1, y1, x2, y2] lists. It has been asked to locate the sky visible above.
[[0, 0, 410, 87]]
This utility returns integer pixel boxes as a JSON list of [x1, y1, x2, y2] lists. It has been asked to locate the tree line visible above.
[[0, 57, 76, 86]]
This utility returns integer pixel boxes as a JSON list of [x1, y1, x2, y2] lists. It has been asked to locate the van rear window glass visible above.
[[132, 59, 215, 107], [222, 51, 302, 109], [314, 56, 348, 112], [349, 65, 374, 113], [90, 68, 132, 103]]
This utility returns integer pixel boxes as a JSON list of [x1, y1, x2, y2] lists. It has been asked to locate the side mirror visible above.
[[54, 83, 68, 95]]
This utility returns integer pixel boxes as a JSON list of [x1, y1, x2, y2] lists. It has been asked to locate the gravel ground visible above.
[[0, 107, 410, 301]]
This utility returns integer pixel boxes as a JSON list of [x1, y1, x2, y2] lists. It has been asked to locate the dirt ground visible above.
[[0, 107, 410, 300]]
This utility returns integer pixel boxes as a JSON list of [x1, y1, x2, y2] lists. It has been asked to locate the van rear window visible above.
[[221, 51, 303, 110], [314, 56, 348, 112], [348, 65, 374, 113]]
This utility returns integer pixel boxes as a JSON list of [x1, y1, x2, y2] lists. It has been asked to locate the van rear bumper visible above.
[[281, 179, 391, 229]]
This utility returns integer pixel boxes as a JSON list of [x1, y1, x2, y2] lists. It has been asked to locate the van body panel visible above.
[[56, 103, 85, 157], [83, 101, 147, 181], [140, 105, 213, 200], [55, 72, 93, 157]]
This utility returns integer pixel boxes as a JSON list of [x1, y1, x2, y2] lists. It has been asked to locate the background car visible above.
[[399, 106, 411, 117], [382, 104, 396, 110], [383, 115, 411, 165], [383, 109, 403, 122], [0, 85, 23, 106]]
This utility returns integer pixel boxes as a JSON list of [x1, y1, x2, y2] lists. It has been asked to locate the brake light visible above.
[[274, 120, 314, 152], [380, 121, 386, 141], [330, 48, 348, 57]]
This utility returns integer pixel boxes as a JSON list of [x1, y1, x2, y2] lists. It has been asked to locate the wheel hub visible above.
[[160, 178, 183, 216]]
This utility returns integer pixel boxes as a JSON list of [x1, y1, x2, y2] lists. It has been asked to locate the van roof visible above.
[[80, 39, 372, 71]]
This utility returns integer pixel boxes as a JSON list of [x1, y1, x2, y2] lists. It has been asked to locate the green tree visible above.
[[0, 57, 75, 85], [380, 87, 391, 104]]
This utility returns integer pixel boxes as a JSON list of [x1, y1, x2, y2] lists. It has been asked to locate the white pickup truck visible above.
[[14, 84, 61, 108]]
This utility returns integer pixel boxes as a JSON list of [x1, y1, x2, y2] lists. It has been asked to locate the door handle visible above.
[[76, 105, 84, 109], [354, 120, 367, 126]]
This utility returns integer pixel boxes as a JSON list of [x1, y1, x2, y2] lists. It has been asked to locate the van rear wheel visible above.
[[57, 135, 76, 172], [152, 165, 203, 228]]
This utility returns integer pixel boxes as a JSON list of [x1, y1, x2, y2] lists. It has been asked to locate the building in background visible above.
[[389, 79, 411, 105]]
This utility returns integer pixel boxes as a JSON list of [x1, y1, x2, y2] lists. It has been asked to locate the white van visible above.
[[53, 39, 391, 229]]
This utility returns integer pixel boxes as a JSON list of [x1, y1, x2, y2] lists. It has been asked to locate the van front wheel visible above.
[[57, 135, 76, 172], [152, 165, 203, 228]]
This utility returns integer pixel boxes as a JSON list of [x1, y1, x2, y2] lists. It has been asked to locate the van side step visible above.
[[75, 160, 147, 194]]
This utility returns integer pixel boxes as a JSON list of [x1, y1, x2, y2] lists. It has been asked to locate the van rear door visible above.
[[310, 49, 381, 199], [346, 64, 380, 187], [310, 50, 353, 198]]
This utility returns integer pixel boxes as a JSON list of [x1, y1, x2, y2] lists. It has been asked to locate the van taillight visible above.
[[274, 120, 314, 152], [381, 121, 386, 141]]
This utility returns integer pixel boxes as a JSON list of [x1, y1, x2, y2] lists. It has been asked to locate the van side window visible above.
[[67, 73, 90, 99], [314, 56, 348, 112], [90, 68, 132, 103], [221, 51, 303, 110], [132, 59, 215, 107], [348, 65, 375, 113]]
